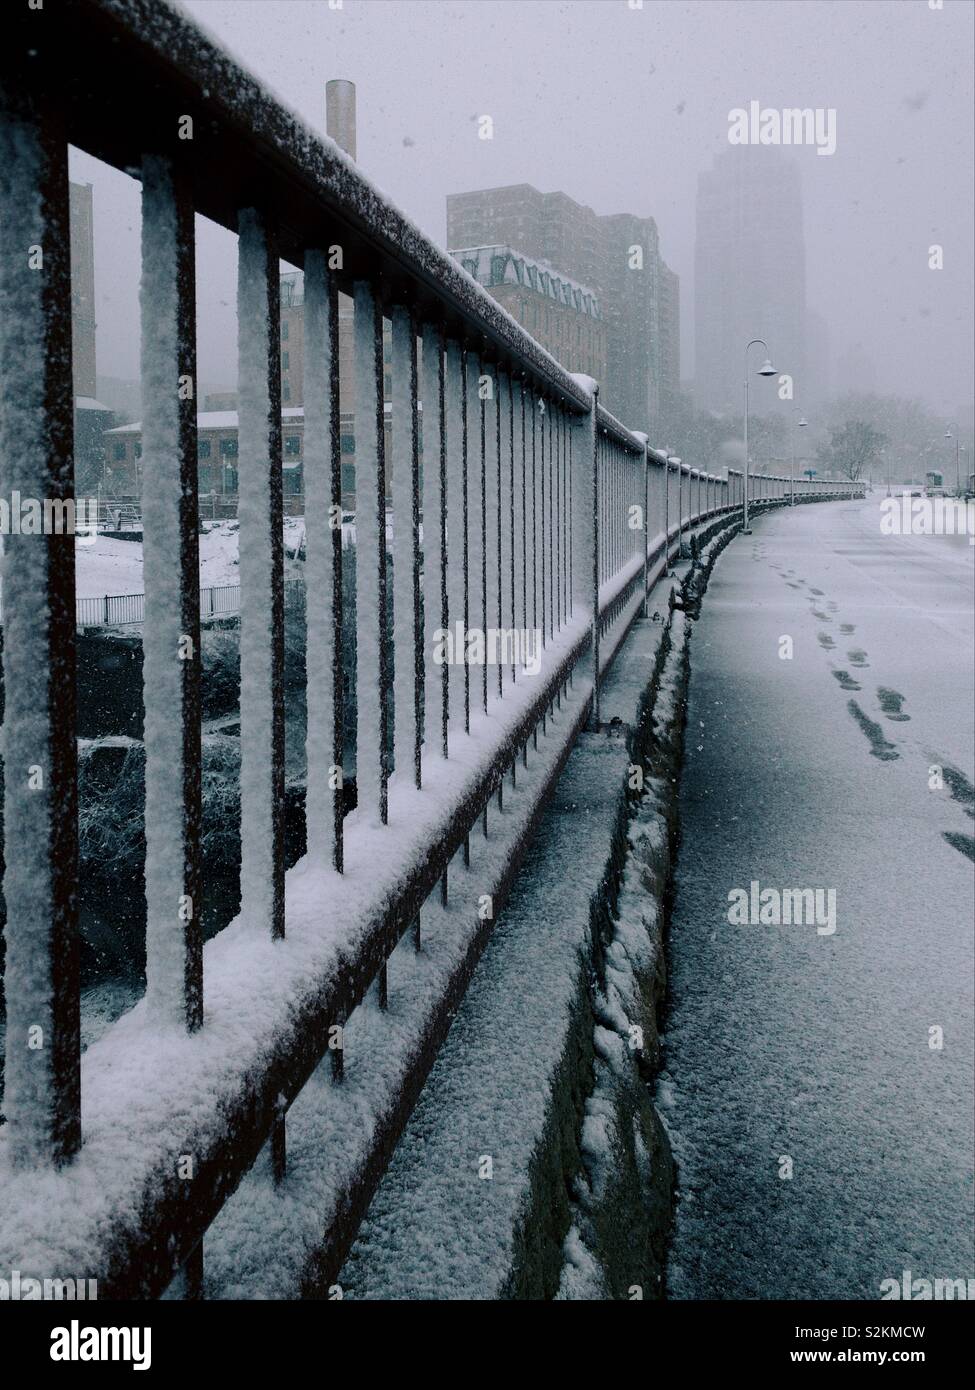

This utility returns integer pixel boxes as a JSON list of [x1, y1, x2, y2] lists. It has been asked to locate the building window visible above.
[[198, 439, 211, 459], [113, 441, 127, 461], [281, 321, 289, 341], [341, 463, 355, 493], [220, 437, 238, 458], [340, 433, 355, 454], [283, 381, 291, 402], [134, 442, 142, 459], [284, 434, 301, 456], [282, 350, 290, 370]]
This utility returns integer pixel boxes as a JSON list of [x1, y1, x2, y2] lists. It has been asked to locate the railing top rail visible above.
[[594, 400, 646, 454], [20, 0, 591, 415]]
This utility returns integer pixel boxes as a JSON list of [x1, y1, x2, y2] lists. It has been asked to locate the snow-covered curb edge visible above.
[[556, 607, 690, 1298]]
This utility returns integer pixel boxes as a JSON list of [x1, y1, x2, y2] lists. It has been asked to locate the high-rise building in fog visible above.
[[805, 309, 831, 411], [658, 263, 681, 432], [694, 148, 806, 417], [447, 183, 679, 437]]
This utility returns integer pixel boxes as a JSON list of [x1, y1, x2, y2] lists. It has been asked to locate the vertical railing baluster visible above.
[[140, 157, 202, 1027], [507, 371, 516, 682], [304, 250, 344, 868], [642, 442, 650, 613], [598, 436, 603, 583], [421, 324, 446, 758], [562, 410, 570, 626], [238, 209, 285, 937], [601, 438, 607, 585], [391, 304, 420, 784], [561, 411, 570, 619], [353, 280, 388, 819], [0, 88, 80, 1166], [461, 351, 470, 732], [529, 386, 538, 641], [548, 401, 555, 638], [411, 327, 423, 779], [497, 370, 509, 695], [554, 408, 562, 633], [438, 334, 449, 750], [479, 375, 489, 715], [577, 389, 599, 728], [539, 396, 546, 647], [520, 380, 528, 640], [485, 366, 501, 696], [614, 448, 619, 575], [445, 339, 466, 736], [677, 463, 683, 556], [466, 352, 485, 719]]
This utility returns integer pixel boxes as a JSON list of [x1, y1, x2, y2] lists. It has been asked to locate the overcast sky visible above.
[[71, 0, 974, 422]]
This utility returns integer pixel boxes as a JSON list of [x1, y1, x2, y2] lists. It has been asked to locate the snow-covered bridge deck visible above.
[[664, 496, 974, 1299], [0, 0, 857, 1296]]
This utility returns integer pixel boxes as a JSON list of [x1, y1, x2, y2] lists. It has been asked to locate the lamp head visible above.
[[758, 358, 777, 377], [798, 416, 808, 428]]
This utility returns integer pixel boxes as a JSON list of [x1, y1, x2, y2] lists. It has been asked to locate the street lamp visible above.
[[742, 339, 777, 533], [945, 427, 961, 495], [791, 406, 808, 506]]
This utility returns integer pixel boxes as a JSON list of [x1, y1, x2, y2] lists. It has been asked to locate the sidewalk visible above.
[[661, 496, 975, 1300]]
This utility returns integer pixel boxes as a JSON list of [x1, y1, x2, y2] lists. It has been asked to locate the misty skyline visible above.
[[70, 0, 974, 424]]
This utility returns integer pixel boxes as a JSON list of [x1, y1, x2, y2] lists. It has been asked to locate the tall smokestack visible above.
[[326, 80, 357, 162]]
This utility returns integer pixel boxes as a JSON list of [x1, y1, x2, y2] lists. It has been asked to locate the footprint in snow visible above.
[[877, 687, 910, 721], [847, 700, 899, 760]]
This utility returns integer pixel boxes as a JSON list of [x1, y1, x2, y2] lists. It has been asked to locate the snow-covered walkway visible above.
[[661, 495, 974, 1300]]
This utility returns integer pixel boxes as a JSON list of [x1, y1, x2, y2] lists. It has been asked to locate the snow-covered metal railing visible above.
[[0, 0, 862, 1297]]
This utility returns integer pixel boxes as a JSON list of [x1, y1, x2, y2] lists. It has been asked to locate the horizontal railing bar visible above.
[[595, 401, 647, 455]]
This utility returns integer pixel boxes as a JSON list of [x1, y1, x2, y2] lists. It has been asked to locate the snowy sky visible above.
[[70, 0, 974, 420]]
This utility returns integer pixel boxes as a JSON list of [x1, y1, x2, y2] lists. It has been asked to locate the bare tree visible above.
[[817, 419, 887, 481]]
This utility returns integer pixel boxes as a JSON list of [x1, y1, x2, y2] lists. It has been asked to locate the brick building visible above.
[[446, 183, 680, 437], [451, 244, 606, 382]]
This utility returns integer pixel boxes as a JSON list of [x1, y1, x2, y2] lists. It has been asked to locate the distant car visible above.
[[925, 486, 948, 499]]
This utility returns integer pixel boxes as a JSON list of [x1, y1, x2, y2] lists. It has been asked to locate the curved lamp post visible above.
[[945, 426, 961, 495], [791, 406, 808, 505], [742, 339, 777, 533]]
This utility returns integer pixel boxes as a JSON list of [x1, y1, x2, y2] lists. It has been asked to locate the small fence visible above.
[[65, 578, 307, 628]]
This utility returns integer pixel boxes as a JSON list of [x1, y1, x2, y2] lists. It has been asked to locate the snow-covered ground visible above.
[[661, 494, 974, 1300]]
